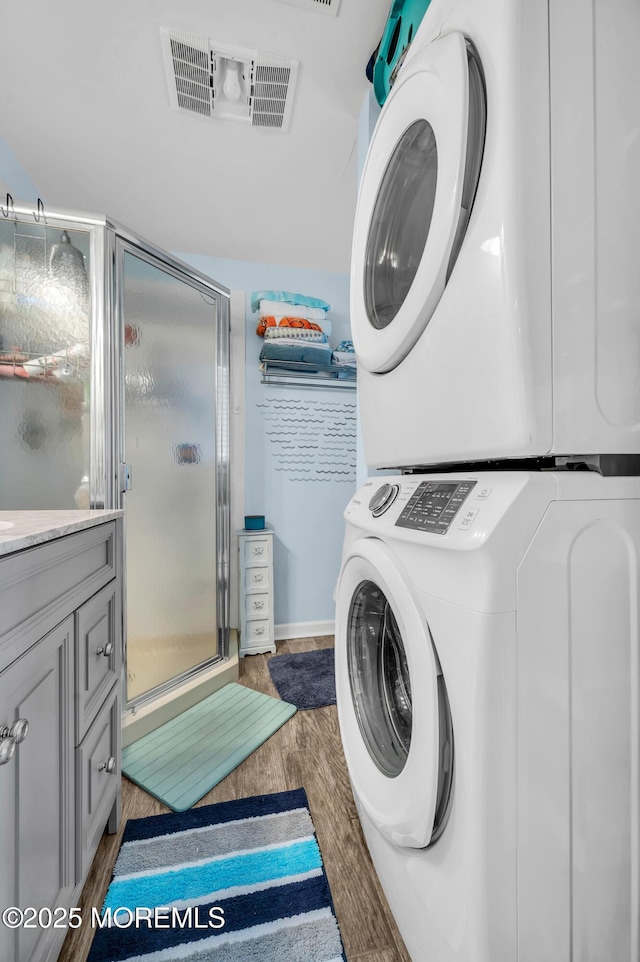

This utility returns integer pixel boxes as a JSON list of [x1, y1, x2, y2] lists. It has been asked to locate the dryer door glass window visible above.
[[364, 119, 437, 331], [363, 43, 486, 336], [347, 579, 412, 777]]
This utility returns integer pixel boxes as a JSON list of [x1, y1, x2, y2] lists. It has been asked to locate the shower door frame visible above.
[[110, 225, 231, 712]]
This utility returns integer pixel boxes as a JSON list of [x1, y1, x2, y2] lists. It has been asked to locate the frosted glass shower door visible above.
[[121, 249, 228, 703], [0, 218, 92, 509]]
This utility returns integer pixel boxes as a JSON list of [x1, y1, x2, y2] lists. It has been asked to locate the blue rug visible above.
[[268, 647, 336, 710], [88, 788, 346, 962], [122, 684, 297, 811]]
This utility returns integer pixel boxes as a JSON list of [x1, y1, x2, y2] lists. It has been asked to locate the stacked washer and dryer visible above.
[[335, 1, 640, 960]]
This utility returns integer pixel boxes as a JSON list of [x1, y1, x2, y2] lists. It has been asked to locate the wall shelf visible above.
[[260, 359, 356, 390]]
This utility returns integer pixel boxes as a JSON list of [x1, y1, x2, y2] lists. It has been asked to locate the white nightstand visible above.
[[237, 528, 276, 656]]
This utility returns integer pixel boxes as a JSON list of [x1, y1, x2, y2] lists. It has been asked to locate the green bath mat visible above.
[[122, 683, 297, 811]]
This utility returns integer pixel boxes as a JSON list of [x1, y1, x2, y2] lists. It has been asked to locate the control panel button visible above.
[[458, 508, 479, 530], [475, 487, 492, 501]]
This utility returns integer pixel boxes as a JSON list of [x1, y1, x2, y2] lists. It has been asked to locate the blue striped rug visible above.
[[87, 788, 346, 962]]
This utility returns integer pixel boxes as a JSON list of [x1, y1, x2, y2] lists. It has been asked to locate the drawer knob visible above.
[[98, 757, 117, 774], [252, 546, 265, 556], [253, 600, 265, 610], [254, 626, 265, 636], [96, 642, 113, 657], [0, 718, 29, 765]]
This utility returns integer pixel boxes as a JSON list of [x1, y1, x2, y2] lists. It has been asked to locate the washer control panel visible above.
[[395, 480, 477, 534]]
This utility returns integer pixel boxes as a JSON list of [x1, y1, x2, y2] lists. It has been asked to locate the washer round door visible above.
[[335, 537, 454, 849], [351, 31, 486, 374]]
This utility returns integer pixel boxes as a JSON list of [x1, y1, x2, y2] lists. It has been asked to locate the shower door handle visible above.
[[120, 462, 132, 493]]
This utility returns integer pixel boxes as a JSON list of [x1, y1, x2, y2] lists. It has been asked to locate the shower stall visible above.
[[0, 202, 230, 709]]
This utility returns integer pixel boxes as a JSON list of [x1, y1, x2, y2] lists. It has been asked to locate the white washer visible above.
[[352, 0, 640, 469], [335, 471, 640, 961]]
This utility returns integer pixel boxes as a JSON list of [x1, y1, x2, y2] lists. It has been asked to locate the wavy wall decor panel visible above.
[[257, 395, 357, 483]]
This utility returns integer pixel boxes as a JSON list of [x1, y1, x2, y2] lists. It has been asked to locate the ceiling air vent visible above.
[[271, 0, 341, 15], [161, 28, 299, 132]]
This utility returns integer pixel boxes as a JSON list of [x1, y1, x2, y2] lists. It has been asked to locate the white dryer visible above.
[[335, 471, 640, 961], [352, 0, 640, 469]]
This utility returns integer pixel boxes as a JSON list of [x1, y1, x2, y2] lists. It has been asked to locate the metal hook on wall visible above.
[[33, 198, 46, 224], [0, 193, 15, 219]]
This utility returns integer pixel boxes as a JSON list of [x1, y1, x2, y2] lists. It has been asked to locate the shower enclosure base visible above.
[[122, 631, 239, 746]]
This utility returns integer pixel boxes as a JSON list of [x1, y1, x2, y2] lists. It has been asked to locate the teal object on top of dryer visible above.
[[372, 0, 432, 106]]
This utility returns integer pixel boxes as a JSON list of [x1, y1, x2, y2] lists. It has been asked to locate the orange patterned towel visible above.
[[256, 315, 324, 336]]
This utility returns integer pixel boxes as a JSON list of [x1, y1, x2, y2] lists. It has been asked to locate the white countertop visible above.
[[0, 510, 124, 557]]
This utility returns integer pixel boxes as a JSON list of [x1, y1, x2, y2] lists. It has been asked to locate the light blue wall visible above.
[[180, 252, 356, 630]]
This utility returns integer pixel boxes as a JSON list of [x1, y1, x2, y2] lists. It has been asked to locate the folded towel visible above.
[[336, 339, 355, 353], [332, 366, 357, 380], [262, 336, 332, 352], [258, 300, 327, 323], [256, 314, 332, 337], [332, 351, 357, 366], [264, 327, 327, 342], [251, 290, 332, 313], [260, 340, 333, 365]]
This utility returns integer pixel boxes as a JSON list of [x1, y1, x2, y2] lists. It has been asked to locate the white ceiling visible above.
[[0, 0, 390, 273]]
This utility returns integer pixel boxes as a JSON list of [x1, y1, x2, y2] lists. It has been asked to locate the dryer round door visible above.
[[335, 537, 454, 849], [351, 31, 486, 374]]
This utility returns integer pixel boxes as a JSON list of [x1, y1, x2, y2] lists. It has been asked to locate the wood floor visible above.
[[59, 636, 411, 962]]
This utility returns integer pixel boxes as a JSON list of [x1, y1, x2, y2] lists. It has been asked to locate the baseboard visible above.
[[274, 620, 335, 641]]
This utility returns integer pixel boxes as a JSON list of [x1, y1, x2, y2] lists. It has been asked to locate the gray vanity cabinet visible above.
[[0, 618, 75, 962], [0, 516, 123, 962]]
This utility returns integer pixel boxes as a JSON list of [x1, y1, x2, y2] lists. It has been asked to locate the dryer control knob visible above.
[[368, 483, 399, 517]]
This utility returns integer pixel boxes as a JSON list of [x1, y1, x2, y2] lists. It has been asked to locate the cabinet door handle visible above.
[[98, 757, 117, 774], [96, 642, 113, 657], [0, 718, 29, 765], [0, 738, 15, 765]]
